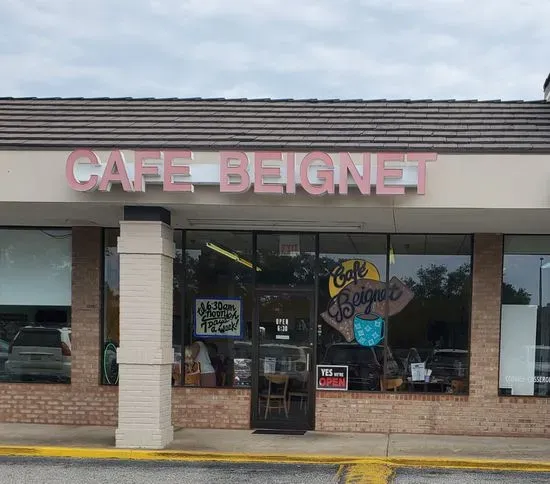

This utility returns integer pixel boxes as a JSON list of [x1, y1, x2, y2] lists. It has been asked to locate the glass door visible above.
[[252, 290, 315, 430]]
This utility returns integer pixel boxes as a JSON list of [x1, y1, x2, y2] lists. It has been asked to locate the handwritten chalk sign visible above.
[[193, 297, 243, 339]]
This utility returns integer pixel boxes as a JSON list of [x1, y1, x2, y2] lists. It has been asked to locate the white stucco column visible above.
[[115, 212, 174, 449]]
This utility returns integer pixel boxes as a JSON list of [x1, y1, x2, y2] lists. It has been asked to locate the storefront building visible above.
[[0, 88, 549, 448]]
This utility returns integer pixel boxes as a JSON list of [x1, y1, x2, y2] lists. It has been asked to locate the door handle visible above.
[[306, 353, 310, 372]]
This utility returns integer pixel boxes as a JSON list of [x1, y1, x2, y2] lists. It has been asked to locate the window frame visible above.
[[100, 229, 474, 395], [499, 234, 550, 398], [0, 226, 72, 385]]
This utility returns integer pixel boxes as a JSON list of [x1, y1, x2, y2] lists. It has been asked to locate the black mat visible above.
[[252, 429, 307, 435]]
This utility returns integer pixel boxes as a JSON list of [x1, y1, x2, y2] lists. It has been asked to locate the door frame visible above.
[[250, 286, 317, 430]]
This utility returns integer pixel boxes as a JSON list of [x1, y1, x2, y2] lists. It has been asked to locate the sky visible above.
[[1, 0, 549, 100]]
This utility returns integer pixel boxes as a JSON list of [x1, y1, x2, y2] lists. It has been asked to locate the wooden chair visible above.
[[288, 377, 309, 411], [260, 374, 289, 418], [288, 389, 308, 411], [380, 377, 403, 392], [451, 379, 466, 394], [184, 361, 201, 386]]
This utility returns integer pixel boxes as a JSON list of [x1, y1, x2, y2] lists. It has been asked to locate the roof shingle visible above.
[[0, 97, 549, 152]]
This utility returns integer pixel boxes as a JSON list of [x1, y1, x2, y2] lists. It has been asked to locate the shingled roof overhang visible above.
[[1, 97, 549, 153]]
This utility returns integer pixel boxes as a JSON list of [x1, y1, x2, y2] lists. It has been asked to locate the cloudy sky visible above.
[[1, 0, 548, 100]]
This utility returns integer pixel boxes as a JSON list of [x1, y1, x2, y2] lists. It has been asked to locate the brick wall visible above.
[[316, 234, 550, 437], [2, 230, 548, 437], [0, 227, 118, 425], [172, 388, 251, 429], [116, 222, 175, 448]]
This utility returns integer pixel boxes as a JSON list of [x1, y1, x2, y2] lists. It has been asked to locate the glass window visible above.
[[256, 234, 316, 288], [500, 236, 550, 397], [318, 234, 387, 392], [101, 229, 120, 385], [388, 235, 472, 394], [0, 229, 72, 384], [103, 229, 119, 385], [183, 231, 253, 388], [102, 229, 183, 386]]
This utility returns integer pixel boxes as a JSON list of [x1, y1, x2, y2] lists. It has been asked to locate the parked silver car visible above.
[[5, 327, 71, 382], [0, 339, 9, 375]]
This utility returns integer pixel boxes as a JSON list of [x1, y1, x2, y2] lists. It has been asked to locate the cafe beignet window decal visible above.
[[193, 297, 243, 339], [321, 260, 413, 345]]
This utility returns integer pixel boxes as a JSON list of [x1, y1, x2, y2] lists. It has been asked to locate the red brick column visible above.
[[469, 234, 503, 400], [71, 227, 102, 388]]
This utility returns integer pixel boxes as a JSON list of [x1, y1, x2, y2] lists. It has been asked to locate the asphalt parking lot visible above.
[[393, 467, 550, 483], [0, 458, 341, 484], [1, 457, 549, 483]]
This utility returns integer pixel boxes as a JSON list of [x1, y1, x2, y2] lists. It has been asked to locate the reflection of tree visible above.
[[256, 253, 315, 286], [403, 262, 530, 305], [105, 286, 119, 344], [185, 252, 252, 294], [390, 263, 531, 350], [392, 263, 472, 351], [403, 263, 471, 300], [501, 283, 530, 304]]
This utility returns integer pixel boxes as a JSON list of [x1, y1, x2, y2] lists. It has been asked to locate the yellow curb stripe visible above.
[[345, 464, 393, 484], [0, 446, 549, 473], [335, 464, 346, 481]]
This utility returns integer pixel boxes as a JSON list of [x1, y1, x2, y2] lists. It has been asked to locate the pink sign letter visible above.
[[65, 149, 100, 192], [286, 152, 296, 194], [339, 153, 371, 195], [134, 150, 161, 192], [163, 151, 193, 192], [300, 152, 335, 195], [220, 151, 251, 193], [98, 150, 133, 192], [254, 152, 284, 194], [406, 152, 437, 195], [375, 153, 405, 195]]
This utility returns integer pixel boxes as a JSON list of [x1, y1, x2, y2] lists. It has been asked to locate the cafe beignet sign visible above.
[[66, 150, 436, 195], [321, 260, 413, 345]]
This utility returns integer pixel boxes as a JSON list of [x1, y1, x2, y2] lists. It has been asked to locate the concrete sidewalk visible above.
[[0, 423, 549, 464]]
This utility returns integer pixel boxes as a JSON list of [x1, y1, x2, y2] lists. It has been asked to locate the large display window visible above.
[[182, 231, 253, 388], [387, 235, 472, 394], [317, 234, 388, 392], [500, 236, 550, 397], [0, 229, 72, 384], [317, 234, 472, 394], [102, 230, 473, 394]]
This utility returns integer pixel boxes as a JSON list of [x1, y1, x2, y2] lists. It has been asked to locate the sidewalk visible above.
[[0, 423, 549, 471]]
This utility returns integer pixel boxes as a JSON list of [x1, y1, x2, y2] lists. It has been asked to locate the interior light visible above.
[[206, 242, 262, 272], [389, 246, 395, 264]]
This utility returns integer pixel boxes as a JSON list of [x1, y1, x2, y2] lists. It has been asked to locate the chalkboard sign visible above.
[[193, 297, 243, 339]]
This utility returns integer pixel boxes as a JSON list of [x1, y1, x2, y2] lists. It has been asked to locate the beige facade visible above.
[[1, 150, 550, 448], [1, 151, 550, 235]]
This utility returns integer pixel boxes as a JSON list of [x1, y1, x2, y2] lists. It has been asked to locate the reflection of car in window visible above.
[[321, 343, 402, 391], [425, 349, 468, 383], [5, 327, 71, 382], [531, 346, 550, 375], [0, 339, 9, 375], [232, 341, 309, 386]]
